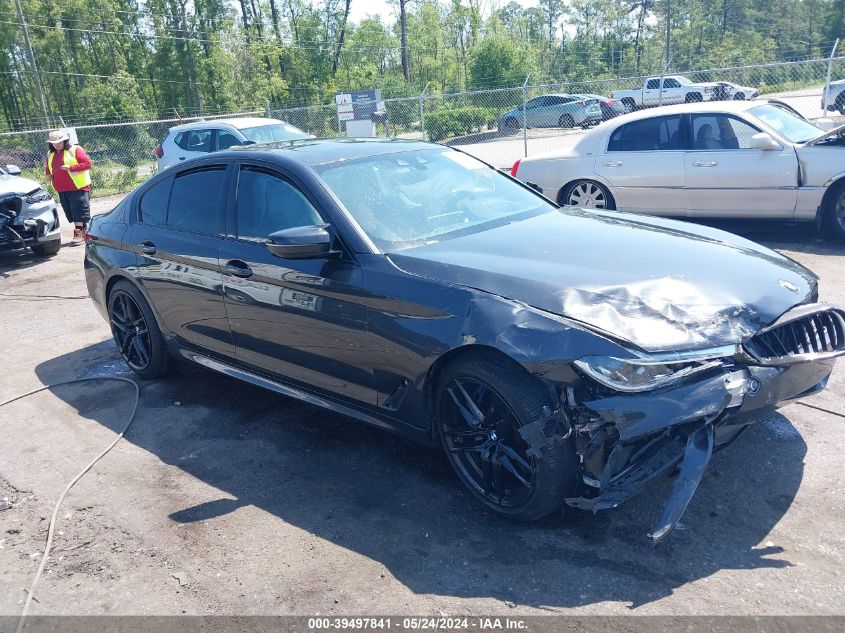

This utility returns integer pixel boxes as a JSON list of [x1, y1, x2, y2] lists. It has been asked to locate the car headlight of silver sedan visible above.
[[25, 188, 53, 204], [574, 355, 723, 393]]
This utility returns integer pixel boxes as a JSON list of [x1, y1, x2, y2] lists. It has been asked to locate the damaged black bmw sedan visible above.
[[84, 139, 845, 542]]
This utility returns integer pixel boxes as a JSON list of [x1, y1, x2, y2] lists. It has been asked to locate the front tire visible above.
[[733, 92, 746, 100], [835, 95, 845, 115], [435, 353, 578, 521], [30, 239, 60, 257], [561, 180, 615, 210], [822, 181, 845, 242], [107, 280, 171, 379]]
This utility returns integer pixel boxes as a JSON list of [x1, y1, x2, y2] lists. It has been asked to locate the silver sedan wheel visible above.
[[567, 181, 608, 209], [835, 190, 845, 232]]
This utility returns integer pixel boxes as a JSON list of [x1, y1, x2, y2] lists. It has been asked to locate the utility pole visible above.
[[14, 0, 50, 127]]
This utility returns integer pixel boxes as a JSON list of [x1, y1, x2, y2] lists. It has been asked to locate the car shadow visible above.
[[35, 342, 807, 610]]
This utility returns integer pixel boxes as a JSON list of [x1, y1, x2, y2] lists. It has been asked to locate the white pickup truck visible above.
[[823, 79, 845, 114], [612, 75, 719, 111]]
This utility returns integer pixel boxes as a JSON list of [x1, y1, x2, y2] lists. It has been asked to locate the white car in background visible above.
[[154, 117, 312, 170], [713, 81, 760, 101], [823, 79, 845, 114], [511, 100, 845, 239]]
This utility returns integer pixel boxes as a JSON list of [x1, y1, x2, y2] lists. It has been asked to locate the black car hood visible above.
[[387, 208, 817, 353]]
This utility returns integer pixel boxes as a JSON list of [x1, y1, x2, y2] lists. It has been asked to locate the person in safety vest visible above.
[[45, 129, 92, 244]]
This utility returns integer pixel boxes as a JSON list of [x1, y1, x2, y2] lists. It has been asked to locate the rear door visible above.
[[642, 79, 661, 106], [218, 162, 377, 405], [684, 113, 798, 218], [129, 163, 234, 355], [595, 114, 686, 216]]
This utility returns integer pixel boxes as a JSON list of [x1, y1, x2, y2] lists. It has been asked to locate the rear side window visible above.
[[167, 167, 226, 234], [663, 78, 681, 88], [646, 79, 660, 89], [173, 132, 187, 150], [182, 130, 212, 153], [139, 178, 171, 225], [607, 115, 682, 151]]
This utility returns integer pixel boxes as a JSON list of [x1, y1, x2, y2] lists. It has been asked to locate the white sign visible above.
[[335, 93, 354, 121]]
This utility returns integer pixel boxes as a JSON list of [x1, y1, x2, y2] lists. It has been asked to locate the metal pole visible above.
[[658, 55, 673, 107], [823, 39, 840, 117], [14, 0, 50, 127], [522, 74, 530, 158], [419, 83, 428, 141], [265, 99, 271, 119]]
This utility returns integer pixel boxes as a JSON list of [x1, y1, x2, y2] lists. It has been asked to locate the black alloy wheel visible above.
[[436, 354, 577, 521], [107, 281, 171, 378]]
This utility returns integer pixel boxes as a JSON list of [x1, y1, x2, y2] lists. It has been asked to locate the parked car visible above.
[[499, 95, 602, 133], [512, 100, 845, 240], [612, 75, 719, 111], [573, 94, 626, 120], [85, 138, 845, 542], [0, 164, 61, 257], [713, 81, 759, 101], [822, 79, 845, 114], [154, 117, 312, 170]]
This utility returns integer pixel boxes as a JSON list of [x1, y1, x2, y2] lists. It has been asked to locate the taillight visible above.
[[606, 101, 614, 106], [83, 228, 93, 243], [511, 159, 521, 177], [154, 145, 164, 158]]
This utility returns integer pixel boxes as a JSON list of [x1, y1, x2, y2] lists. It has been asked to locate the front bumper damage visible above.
[[525, 358, 836, 543], [0, 193, 60, 252]]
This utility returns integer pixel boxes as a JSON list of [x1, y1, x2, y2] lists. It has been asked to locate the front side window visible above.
[[235, 167, 322, 241], [663, 78, 681, 88], [139, 178, 171, 226], [217, 130, 242, 150], [691, 114, 760, 150], [167, 167, 226, 234], [314, 148, 553, 251], [607, 115, 682, 151], [646, 79, 660, 89]]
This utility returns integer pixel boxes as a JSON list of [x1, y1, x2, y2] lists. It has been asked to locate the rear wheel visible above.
[[107, 281, 171, 379], [733, 92, 746, 100], [562, 180, 615, 210], [835, 94, 845, 115], [435, 353, 578, 521], [30, 240, 60, 257], [822, 181, 845, 242], [559, 114, 575, 128], [621, 98, 636, 112]]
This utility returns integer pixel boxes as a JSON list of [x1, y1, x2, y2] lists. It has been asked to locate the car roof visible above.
[[168, 117, 286, 133], [224, 137, 441, 167], [602, 99, 763, 125]]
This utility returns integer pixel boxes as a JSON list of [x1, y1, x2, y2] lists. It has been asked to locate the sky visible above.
[[348, 0, 539, 26]]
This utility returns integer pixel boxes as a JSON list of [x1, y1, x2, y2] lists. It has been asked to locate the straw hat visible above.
[[47, 129, 70, 143]]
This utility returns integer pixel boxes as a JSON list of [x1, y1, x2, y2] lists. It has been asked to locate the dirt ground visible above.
[[1, 196, 843, 617]]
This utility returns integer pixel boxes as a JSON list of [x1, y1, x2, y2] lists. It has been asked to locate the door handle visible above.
[[225, 260, 253, 278], [603, 160, 623, 167], [178, 156, 186, 160], [138, 241, 156, 255], [692, 160, 718, 167]]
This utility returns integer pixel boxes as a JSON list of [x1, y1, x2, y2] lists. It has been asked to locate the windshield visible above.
[[314, 148, 553, 251], [750, 104, 824, 143], [240, 123, 310, 143]]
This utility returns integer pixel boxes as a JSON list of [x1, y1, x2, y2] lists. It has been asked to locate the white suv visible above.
[[154, 117, 312, 170]]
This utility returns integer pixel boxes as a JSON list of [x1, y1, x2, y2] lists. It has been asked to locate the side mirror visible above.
[[241, 140, 257, 146], [749, 133, 780, 150], [5, 164, 21, 175], [266, 225, 334, 259]]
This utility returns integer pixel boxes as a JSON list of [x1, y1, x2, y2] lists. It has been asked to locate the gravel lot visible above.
[[1, 195, 844, 618]]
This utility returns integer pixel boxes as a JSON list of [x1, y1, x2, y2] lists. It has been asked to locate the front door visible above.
[[130, 163, 233, 355], [685, 113, 798, 218], [219, 163, 376, 405], [596, 113, 686, 216]]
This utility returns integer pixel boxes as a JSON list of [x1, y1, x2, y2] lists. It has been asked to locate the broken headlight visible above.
[[25, 188, 52, 204], [573, 356, 722, 393]]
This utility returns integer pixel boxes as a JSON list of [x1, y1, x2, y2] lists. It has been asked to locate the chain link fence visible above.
[[2, 57, 842, 197]]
